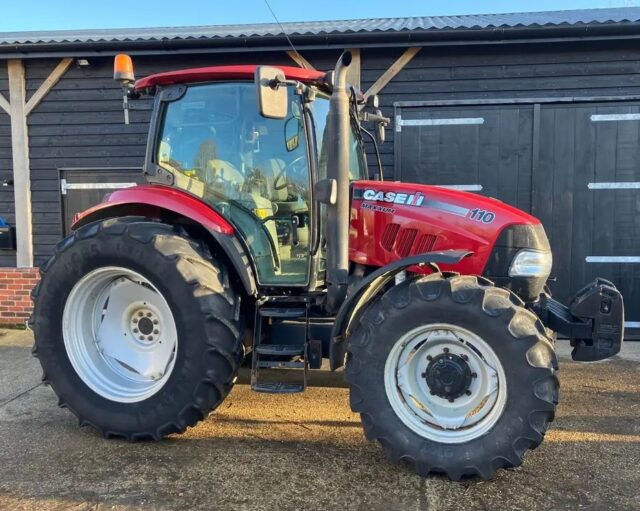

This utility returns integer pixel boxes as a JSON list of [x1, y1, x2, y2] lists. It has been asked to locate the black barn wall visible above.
[[1, 38, 640, 280]]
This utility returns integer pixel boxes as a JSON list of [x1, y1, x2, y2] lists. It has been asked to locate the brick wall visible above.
[[0, 268, 40, 325]]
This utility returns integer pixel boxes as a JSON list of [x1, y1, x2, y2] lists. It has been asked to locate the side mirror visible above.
[[375, 109, 386, 145], [255, 66, 288, 119], [284, 116, 301, 152], [314, 179, 337, 205], [366, 94, 379, 108]]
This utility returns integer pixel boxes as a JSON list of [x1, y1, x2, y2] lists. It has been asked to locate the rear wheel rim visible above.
[[62, 266, 178, 403], [384, 323, 507, 444]]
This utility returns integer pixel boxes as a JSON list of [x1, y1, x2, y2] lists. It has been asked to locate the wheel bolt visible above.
[[139, 336, 144, 340], [146, 312, 152, 318], [147, 336, 153, 341], [443, 347, 450, 353], [133, 328, 138, 333], [460, 354, 469, 361], [133, 318, 138, 324], [426, 355, 433, 361], [421, 372, 426, 378], [448, 398, 454, 403], [153, 319, 159, 325], [471, 372, 477, 378], [153, 330, 159, 335], [138, 311, 143, 317], [465, 390, 472, 396]]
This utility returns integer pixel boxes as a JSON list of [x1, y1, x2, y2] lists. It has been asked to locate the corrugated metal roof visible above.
[[1, 7, 640, 46]]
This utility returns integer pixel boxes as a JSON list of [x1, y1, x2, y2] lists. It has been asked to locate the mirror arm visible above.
[[359, 110, 391, 126], [360, 126, 384, 181]]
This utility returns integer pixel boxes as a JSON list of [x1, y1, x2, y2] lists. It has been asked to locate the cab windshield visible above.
[[154, 82, 368, 286], [156, 82, 311, 285]]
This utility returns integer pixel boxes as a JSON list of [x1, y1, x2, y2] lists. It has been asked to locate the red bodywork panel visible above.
[[74, 181, 540, 277], [72, 184, 234, 235], [350, 181, 541, 275], [135, 65, 327, 91]]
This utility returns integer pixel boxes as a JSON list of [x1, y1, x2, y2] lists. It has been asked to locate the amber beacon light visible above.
[[113, 54, 135, 83]]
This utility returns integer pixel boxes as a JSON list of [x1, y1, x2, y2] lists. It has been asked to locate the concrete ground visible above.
[[1, 329, 639, 511]]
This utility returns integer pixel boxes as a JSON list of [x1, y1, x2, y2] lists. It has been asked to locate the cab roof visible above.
[[134, 64, 327, 91]]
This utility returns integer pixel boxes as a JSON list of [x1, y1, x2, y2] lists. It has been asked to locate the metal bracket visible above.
[[395, 116, 485, 132], [60, 179, 137, 195]]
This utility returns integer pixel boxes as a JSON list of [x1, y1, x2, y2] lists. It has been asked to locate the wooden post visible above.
[[286, 50, 315, 70], [364, 47, 421, 99], [7, 59, 33, 267], [5, 57, 73, 267], [25, 58, 73, 116]]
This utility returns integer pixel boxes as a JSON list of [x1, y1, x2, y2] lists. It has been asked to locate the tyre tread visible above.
[[345, 272, 558, 481], [31, 217, 243, 441]]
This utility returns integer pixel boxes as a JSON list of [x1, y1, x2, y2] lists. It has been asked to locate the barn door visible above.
[[394, 104, 534, 211], [395, 100, 640, 333], [533, 102, 640, 329], [59, 167, 143, 234]]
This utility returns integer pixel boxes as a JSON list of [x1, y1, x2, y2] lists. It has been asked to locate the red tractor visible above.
[[31, 52, 624, 480]]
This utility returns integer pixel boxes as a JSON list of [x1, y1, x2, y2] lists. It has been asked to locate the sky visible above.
[[0, 0, 637, 32]]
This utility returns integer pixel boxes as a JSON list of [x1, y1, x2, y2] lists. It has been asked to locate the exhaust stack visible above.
[[325, 51, 352, 312]]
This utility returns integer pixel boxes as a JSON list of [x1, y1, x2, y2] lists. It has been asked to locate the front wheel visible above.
[[31, 218, 243, 440], [345, 274, 559, 480]]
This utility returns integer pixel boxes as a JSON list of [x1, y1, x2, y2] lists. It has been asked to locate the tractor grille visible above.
[[381, 223, 401, 251], [380, 224, 438, 257], [395, 228, 418, 257], [411, 233, 438, 255]]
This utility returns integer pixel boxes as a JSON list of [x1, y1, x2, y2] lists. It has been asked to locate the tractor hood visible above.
[[349, 180, 546, 277]]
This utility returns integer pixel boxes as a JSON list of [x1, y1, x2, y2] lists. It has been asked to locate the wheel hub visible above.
[[385, 325, 505, 443], [424, 351, 473, 401], [129, 308, 160, 342]]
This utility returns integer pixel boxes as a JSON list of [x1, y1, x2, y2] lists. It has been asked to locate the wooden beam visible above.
[[286, 51, 315, 70], [25, 58, 73, 116], [364, 47, 421, 99], [345, 48, 361, 90], [8, 59, 33, 267], [0, 92, 9, 116]]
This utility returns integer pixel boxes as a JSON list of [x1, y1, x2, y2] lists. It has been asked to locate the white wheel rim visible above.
[[384, 323, 507, 444], [62, 266, 178, 403]]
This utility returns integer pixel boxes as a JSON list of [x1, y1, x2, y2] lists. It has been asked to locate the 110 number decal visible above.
[[468, 208, 495, 223]]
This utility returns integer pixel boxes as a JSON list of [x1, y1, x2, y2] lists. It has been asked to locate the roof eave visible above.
[[1, 22, 640, 59]]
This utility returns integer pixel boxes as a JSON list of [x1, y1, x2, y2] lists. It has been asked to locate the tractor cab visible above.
[[130, 62, 372, 290]]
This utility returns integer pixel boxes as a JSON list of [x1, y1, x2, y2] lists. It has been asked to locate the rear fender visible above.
[[329, 250, 472, 370], [72, 185, 258, 296]]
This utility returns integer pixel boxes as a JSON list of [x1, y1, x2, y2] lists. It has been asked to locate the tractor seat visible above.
[[201, 159, 245, 190]]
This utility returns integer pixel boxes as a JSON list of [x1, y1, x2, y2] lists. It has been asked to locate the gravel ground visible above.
[[1, 329, 639, 511]]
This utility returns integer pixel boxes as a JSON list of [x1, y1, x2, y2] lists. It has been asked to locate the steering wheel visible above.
[[273, 156, 307, 191]]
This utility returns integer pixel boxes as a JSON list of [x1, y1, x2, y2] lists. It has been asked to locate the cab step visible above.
[[252, 382, 305, 394], [251, 301, 310, 394], [259, 307, 307, 318], [255, 344, 305, 356]]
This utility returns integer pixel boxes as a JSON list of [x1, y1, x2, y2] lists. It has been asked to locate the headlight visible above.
[[508, 250, 552, 278]]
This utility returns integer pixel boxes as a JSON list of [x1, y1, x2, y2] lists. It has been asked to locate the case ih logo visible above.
[[362, 189, 425, 207]]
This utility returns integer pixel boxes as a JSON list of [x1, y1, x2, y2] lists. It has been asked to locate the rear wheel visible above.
[[31, 218, 243, 440], [345, 273, 558, 480]]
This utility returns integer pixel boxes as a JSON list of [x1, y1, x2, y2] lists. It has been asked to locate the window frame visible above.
[[147, 81, 317, 288]]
